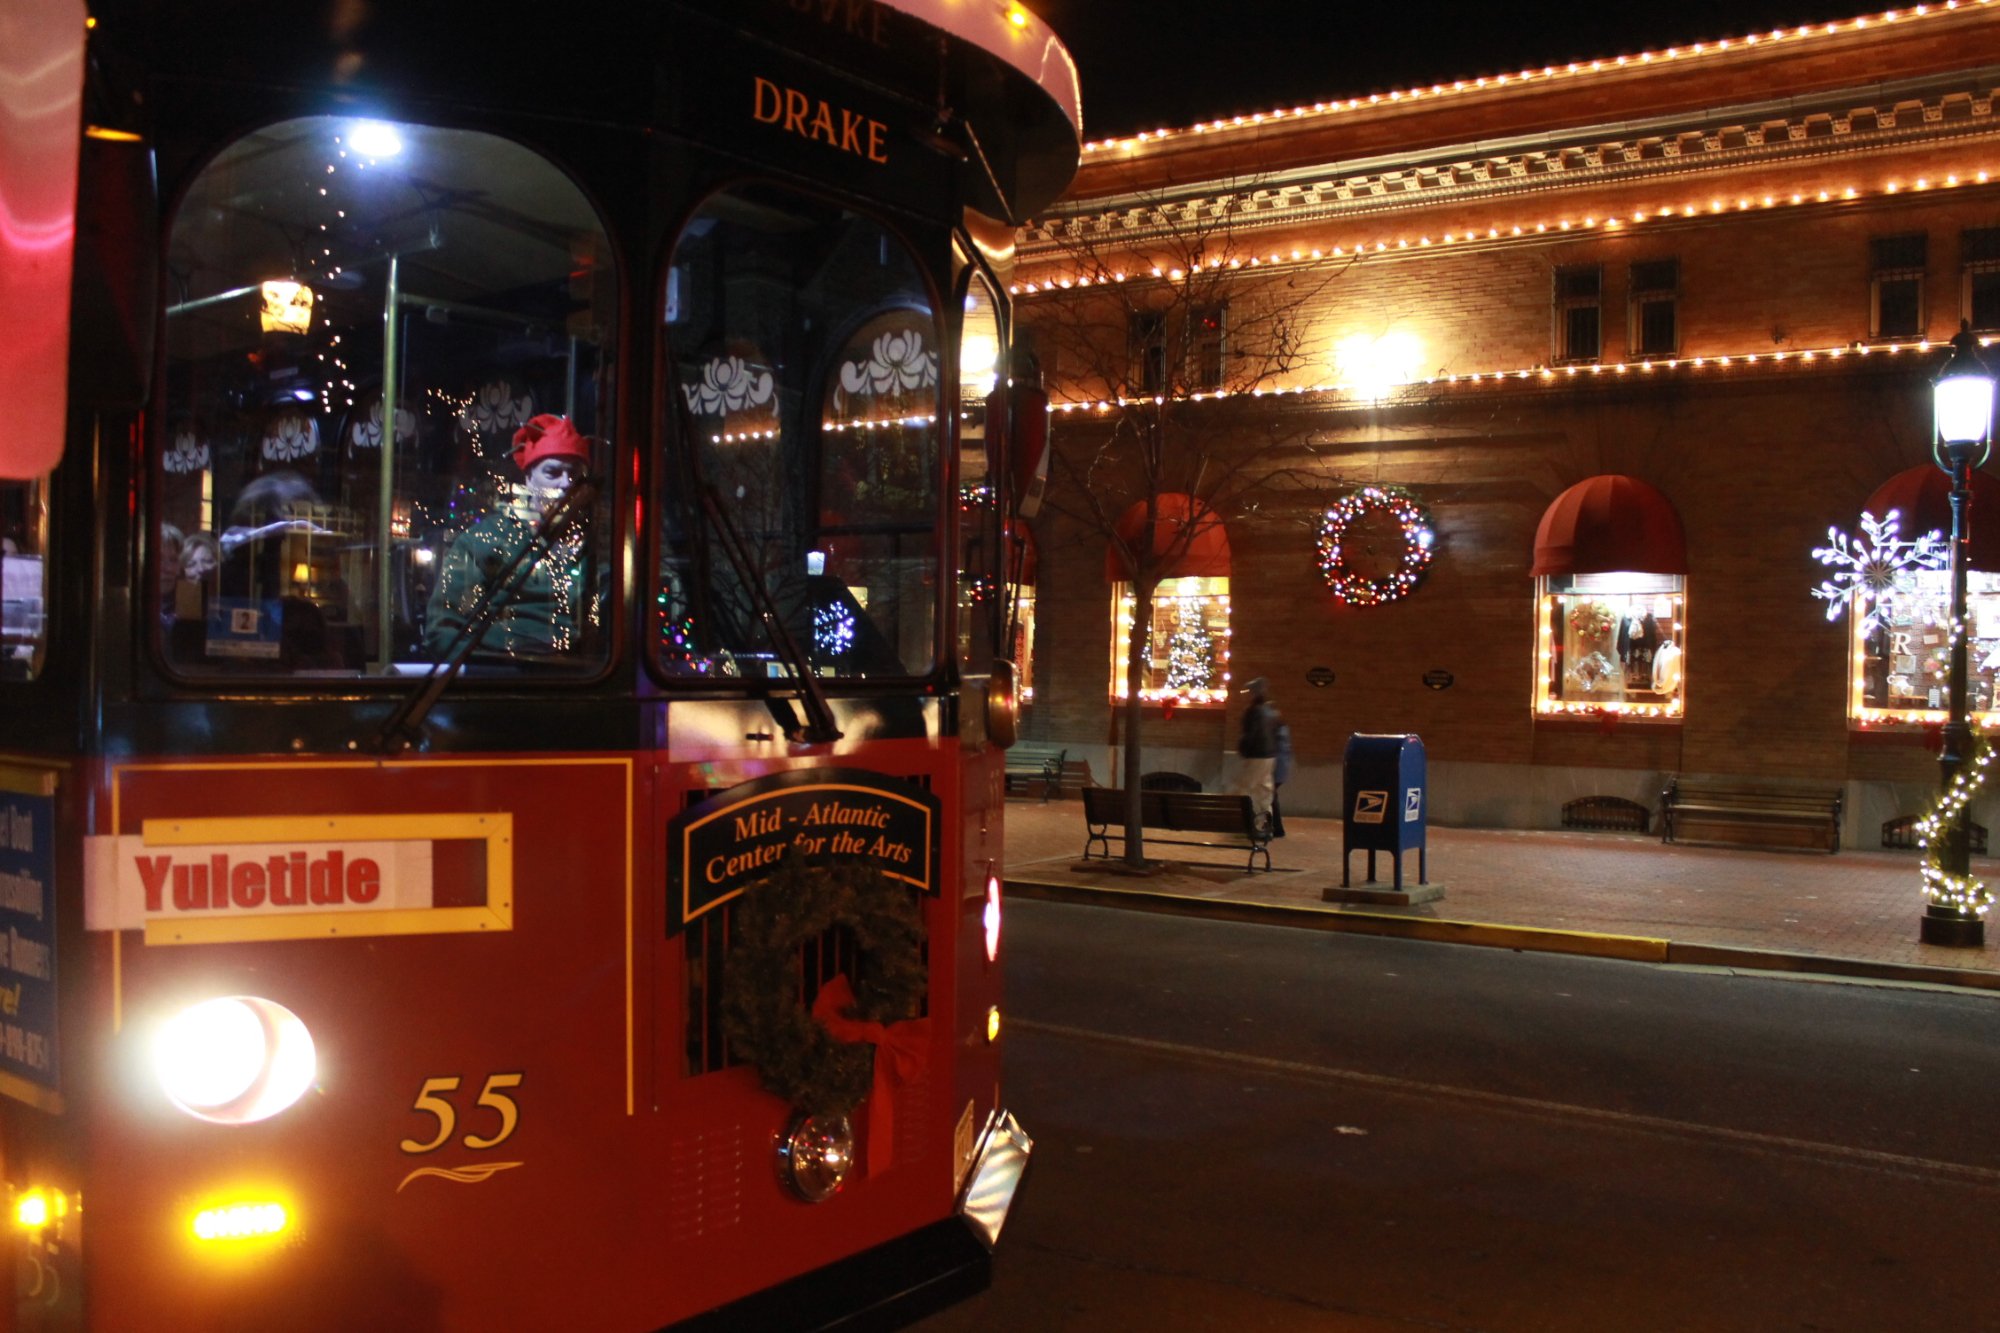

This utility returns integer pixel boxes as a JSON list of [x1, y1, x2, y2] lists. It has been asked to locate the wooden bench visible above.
[[1049, 758, 1096, 800], [1882, 813, 1989, 855], [1561, 795, 1651, 834], [1081, 786, 1272, 872], [1003, 742, 1067, 801], [1660, 778, 1842, 853]]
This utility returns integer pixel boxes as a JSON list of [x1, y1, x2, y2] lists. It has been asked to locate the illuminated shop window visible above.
[[1850, 568, 2000, 726], [1534, 572, 1686, 719], [1109, 576, 1231, 705], [1013, 586, 1037, 702]]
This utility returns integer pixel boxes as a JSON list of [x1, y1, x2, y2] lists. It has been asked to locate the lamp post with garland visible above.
[[1922, 323, 1997, 948]]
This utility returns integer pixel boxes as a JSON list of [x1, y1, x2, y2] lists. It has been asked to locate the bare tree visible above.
[[1017, 182, 1353, 866]]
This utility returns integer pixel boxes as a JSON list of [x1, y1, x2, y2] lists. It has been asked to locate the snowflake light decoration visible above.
[[1810, 509, 1947, 635], [814, 603, 856, 658]]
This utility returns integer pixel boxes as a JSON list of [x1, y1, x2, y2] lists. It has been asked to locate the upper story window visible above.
[[1128, 311, 1167, 394], [159, 117, 617, 678], [1188, 304, 1228, 390], [659, 185, 941, 682], [1871, 233, 1927, 340], [0, 479, 49, 682], [1963, 227, 2000, 334], [1629, 259, 1679, 357], [1553, 264, 1601, 364]]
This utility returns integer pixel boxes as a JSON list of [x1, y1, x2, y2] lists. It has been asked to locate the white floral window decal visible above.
[[261, 409, 320, 462], [460, 380, 535, 438], [683, 353, 777, 418], [164, 428, 210, 474], [837, 326, 937, 405], [346, 398, 417, 451]]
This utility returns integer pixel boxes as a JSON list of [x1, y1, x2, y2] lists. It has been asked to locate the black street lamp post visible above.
[[1923, 323, 1997, 949]]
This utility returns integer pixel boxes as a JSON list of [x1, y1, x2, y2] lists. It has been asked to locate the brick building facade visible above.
[[1010, 4, 2000, 846]]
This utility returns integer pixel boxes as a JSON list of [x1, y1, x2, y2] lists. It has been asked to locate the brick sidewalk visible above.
[[1001, 795, 2000, 985]]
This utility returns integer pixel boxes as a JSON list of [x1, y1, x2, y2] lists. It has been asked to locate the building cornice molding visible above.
[[1025, 79, 2000, 257], [1073, 2, 1997, 158]]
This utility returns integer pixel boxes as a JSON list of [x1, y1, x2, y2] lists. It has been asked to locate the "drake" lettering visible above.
[[753, 76, 888, 164]]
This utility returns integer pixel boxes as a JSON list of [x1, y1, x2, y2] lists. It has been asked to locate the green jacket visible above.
[[424, 506, 603, 661]]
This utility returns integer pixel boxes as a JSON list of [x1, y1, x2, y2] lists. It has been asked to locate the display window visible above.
[[1851, 569, 2000, 725], [1013, 586, 1037, 703], [1109, 576, 1231, 704], [1534, 572, 1685, 718]]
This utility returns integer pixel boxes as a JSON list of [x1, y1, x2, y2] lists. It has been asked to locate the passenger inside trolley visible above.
[[424, 413, 603, 660]]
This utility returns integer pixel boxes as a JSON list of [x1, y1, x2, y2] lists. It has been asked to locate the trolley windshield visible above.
[[156, 116, 617, 677]]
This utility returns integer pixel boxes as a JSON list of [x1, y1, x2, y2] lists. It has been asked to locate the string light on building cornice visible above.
[[1013, 168, 1995, 295], [1079, 0, 1994, 154], [1040, 334, 1996, 415]]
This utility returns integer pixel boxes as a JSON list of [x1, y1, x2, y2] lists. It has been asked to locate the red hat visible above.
[[510, 414, 590, 472]]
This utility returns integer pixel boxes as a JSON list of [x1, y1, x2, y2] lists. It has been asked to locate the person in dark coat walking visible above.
[[1236, 677, 1281, 830]]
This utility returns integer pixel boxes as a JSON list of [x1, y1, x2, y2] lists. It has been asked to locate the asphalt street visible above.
[[919, 900, 2000, 1332]]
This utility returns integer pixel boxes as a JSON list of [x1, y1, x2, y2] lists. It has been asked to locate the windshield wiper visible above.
[[697, 483, 842, 746], [375, 482, 596, 755]]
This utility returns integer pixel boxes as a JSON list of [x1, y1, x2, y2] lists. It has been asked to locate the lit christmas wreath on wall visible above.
[[1316, 486, 1436, 606]]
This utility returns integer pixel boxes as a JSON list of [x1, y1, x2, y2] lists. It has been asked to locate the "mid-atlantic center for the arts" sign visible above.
[[666, 768, 939, 932]]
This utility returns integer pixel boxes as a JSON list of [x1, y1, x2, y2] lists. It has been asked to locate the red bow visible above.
[[811, 974, 931, 1175]]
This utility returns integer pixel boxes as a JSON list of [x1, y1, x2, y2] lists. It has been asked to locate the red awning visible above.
[[1532, 475, 1687, 577], [1105, 494, 1231, 581], [1863, 464, 2000, 571]]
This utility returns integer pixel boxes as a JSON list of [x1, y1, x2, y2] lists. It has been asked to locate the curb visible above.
[[1005, 877, 2000, 994]]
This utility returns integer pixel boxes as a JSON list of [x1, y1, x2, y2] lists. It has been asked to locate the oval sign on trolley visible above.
[[665, 769, 941, 933], [1423, 669, 1455, 691], [1306, 666, 1336, 688]]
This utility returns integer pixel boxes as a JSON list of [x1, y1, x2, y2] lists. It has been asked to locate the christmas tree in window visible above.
[[1164, 599, 1215, 693]]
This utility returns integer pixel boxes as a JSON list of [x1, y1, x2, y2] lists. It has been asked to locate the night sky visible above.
[[1034, 0, 1897, 139]]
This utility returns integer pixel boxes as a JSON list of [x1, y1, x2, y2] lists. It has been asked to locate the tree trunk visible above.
[[1121, 580, 1154, 866]]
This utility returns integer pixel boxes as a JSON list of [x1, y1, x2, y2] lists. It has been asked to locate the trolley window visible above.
[[0, 479, 49, 682], [658, 185, 942, 681], [957, 269, 1004, 670], [158, 117, 616, 677]]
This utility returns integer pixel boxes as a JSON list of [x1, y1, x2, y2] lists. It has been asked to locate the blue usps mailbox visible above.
[[1342, 733, 1427, 888]]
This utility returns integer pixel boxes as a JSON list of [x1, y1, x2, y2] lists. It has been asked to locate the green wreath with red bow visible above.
[[719, 852, 927, 1119]]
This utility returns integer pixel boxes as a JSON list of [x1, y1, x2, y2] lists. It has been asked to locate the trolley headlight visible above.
[[777, 1114, 854, 1202], [154, 996, 316, 1125]]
